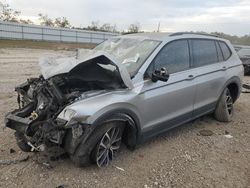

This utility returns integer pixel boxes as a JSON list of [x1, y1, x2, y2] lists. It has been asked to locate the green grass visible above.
[[0, 39, 96, 50]]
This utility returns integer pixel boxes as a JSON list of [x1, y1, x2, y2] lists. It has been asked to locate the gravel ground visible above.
[[0, 48, 249, 188]]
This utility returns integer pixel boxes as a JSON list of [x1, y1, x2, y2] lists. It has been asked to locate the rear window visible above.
[[191, 39, 218, 67], [219, 42, 232, 60]]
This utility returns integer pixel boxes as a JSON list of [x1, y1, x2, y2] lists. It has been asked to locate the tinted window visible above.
[[219, 42, 231, 60], [216, 42, 224, 62], [191, 39, 218, 67], [153, 40, 190, 74]]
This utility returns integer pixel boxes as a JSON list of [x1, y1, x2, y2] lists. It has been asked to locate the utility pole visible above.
[[157, 22, 160, 32]]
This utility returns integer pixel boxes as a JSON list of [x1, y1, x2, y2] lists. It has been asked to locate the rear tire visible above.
[[70, 122, 124, 167], [214, 88, 234, 122]]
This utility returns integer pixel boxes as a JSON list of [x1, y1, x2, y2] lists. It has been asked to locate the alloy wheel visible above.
[[225, 89, 233, 116], [96, 127, 122, 167]]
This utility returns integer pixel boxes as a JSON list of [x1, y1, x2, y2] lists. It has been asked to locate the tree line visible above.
[[0, 2, 140, 33], [211, 32, 250, 46], [0, 2, 249, 45]]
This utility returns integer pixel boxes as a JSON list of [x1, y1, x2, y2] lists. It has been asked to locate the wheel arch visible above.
[[92, 109, 142, 149], [223, 76, 241, 102], [215, 76, 241, 112]]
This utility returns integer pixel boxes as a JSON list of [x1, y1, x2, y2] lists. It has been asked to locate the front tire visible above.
[[93, 126, 123, 167], [214, 88, 234, 122], [15, 131, 32, 152], [70, 122, 124, 167]]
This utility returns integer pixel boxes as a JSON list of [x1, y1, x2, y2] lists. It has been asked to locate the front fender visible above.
[[64, 109, 141, 155], [58, 89, 141, 124], [86, 102, 141, 124]]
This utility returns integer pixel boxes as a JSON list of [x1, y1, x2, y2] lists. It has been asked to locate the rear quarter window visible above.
[[215, 42, 224, 62], [219, 41, 232, 60], [191, 39, 218, 67]]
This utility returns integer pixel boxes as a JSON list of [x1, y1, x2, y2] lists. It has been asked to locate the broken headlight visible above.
[[58, 109, 77, 121], [57, 108, 90, 128]]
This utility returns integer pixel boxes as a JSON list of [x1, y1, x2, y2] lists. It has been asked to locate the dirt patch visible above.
[[0, 48, 249, 188]]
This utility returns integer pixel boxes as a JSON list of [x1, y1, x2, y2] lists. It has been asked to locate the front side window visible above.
[[152, 40, 190, 74], [191, 39, 218, 67]]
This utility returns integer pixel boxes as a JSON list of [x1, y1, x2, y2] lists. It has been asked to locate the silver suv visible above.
[[5, 32, 243, 167]]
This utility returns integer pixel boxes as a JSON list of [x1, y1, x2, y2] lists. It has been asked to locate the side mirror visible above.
[[151, 67, 169, 82]]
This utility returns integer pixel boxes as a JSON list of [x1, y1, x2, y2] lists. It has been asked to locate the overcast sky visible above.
[[4, 0, 250, 35]]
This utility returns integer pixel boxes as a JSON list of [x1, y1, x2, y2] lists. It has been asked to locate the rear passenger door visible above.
[[191, 39, 229, 117]]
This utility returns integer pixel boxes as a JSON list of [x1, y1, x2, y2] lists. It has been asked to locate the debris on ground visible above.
[[199, 129, 214, 136], [0, 155, 29, 165], [41, 162, 54, 169], [242, 84, 250, 93], [114, 166, 125, 172], [9, 148, 16, 154], [224, 130, 233, 138], [33, 156, 54, 169], [224, 134, 233, 139], [30, 153, 55, 169], [242, 83, 250, 89], [56, 185, 65, 188]]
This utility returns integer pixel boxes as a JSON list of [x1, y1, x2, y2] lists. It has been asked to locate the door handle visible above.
[[186, 75, 194, 80]]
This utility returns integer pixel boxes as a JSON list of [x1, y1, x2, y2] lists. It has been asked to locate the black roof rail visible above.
[[169, 32, 219, 38]]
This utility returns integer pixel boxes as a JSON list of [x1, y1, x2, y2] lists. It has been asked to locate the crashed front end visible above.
[[6, 76, 71, 154], [5, 53, 132, 156]]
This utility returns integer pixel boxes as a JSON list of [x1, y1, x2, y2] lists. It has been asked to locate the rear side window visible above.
[[191, 39, 218, 67], [153, 40, 190, 74], [219, 42, 232, 60], [215, 42, 224, 62]]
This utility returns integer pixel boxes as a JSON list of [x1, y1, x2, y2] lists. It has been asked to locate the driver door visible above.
[[139, 39, 197, 139]]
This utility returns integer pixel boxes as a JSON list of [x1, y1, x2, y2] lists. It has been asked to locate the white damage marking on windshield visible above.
[[122, 53, 140, 64], [94, 37, 161, 76]]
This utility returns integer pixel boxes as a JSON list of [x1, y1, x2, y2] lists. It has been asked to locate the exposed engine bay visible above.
[[5, 54, 128, 156]]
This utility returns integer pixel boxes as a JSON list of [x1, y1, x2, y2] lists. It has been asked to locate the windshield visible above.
[[94, 38, 161, 76]]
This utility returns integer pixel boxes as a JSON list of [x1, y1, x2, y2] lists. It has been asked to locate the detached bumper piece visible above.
[[5, 113, 31, 134]]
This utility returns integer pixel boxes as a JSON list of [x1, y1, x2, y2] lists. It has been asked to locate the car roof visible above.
[[121, 32, 172, 41], [118, 32, 224, 42]]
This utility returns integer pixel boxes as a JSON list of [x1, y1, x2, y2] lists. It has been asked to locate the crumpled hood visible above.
[[39, 50, 133, 89]]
